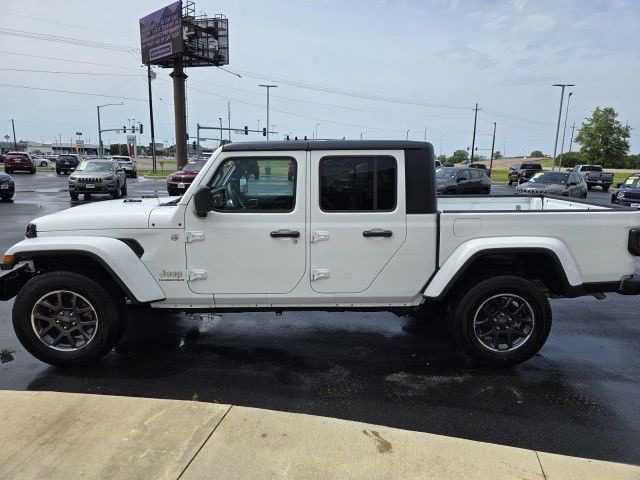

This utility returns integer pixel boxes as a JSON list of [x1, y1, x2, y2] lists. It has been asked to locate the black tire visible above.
[[122, 181, 127, 195], [56, 169, 61, 175], [448, 275, 552, 367], [12, 271, 127, 367], [602, 185, 610, 192], [1, 194, 13, 201], [132, 172, 138, 179], [70, 192, 79, 200], [40, 161, 47, 167], [587, 184, 592, 190], [444, 188, 457, 195], [168, 189, 178, 196], [30, 168, 36, 174], [4, 168, 10, 174], [482, 187, 491, 194], [111, 184, 122, 199]]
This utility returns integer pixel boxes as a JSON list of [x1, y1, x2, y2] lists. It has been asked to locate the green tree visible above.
[[555, 151, 584, 169], [451, 149, 469, 164], [436, 154, 447, 163], [492, 150, 503, 159], [118, 144, 129, 156], [575, 107, 631, 167], [472, 154, 486, 161], [530, 150, 544, 157]]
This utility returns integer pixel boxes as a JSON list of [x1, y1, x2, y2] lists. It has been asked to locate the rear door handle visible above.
[[270, 229, 300, 238], [363, 229, 392, 238]]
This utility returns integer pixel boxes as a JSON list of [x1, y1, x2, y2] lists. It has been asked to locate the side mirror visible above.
[[617, 183, 622, 188], [193, 186, 213, 217], [457, 177, 467, 183]]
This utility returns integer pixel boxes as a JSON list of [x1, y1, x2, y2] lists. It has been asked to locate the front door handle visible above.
[[363, 229, 392, 238], [270, 229, 300, 238]]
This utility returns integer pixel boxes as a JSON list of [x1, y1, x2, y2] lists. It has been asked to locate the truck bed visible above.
[[436, 195, 640, 285]]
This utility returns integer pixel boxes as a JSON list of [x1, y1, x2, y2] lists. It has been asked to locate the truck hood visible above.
[[32, 197, 165, 232]]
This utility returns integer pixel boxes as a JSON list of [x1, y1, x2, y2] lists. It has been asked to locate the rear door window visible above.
[[319, 156, 397, 212]]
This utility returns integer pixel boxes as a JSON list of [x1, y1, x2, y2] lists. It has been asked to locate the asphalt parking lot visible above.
[[0, 171, 638, 465]]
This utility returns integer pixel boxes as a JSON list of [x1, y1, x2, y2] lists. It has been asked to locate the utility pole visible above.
[[470, 103, 479, 162], [171, 57, 188, 169], [551, 83, 575, 171], [569, 122, 576, 153], [227, 101, 231, 142], [439, 133, 444, 157], [423, 125, 428, 142], [259, 84, 277, 141], [11, 119, 17, 150], [405, 130, 410, 140], [147, 65, 157, 173], [558, 91, 573, 170], [489, 122, 496, 173], [314, 123, 319, 140], [218, 117, 223, 145]]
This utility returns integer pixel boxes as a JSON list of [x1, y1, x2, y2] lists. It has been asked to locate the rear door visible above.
[[309, 150, 407, 293]]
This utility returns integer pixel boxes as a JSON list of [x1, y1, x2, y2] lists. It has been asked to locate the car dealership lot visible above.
[[0, 172, 638, 465]]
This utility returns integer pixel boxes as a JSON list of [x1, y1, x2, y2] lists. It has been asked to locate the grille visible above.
[[78, 177, 104, 183], [172, 176, 192, 183], [622, 192, 640, 200]]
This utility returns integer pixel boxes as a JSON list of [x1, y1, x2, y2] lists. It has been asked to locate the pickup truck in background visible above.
[[508, 162, 543, 185], [2, 140, 640, 369], [572, 165, 614, 191]]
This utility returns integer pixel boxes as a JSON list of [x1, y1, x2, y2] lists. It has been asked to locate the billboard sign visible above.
[[140, 1, 183, 65]]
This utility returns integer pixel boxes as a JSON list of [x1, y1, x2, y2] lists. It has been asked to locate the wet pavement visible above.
[[0, 172, 638, 465]]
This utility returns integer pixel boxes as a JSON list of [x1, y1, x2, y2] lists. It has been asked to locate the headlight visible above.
[[167, 175, 174, 182], [104, 176, 114, 181], [617, 191, 625, 198]]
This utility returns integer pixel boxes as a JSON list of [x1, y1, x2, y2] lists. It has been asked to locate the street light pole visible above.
[[314, 123, 319, 140], [405, 130, 410, 140], [569, 122, 576, 153], [423, 125, 428, 142], [97, 102, 123, 157], [470, 103, 479, 162], [489, 122, 496, 174], [558, 92, 572, 170], [360, 129, 372, 139], [551, 83, 575, 171], [259, 84, 277, 141]]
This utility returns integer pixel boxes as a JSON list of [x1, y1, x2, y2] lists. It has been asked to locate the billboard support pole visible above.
[[171, 57, 188, 170], [147, 65, 158, 173]]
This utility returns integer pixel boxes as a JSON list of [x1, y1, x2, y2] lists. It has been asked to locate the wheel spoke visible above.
[[34, 313, 54, 323], [491, 331, 501, 349], [40, 300, 57, 311], [505, 332, 513, 349], [39, 324, 56, 337], [67, 333, 77, 349], [51, 332, 65, 347], [56, 292, 63, 308]]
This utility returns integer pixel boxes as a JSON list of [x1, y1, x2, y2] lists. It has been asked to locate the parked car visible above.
[[571, 165, 614, 191], [112, 155, 138, 178], [434, 160, 441, 168], [0, 153, 5, 164], [468, 162, 490, 177], [33, 157, 54, 168], [0, 172, 15, 200], [508, 162, 543, 185], [68, 159, 127, 200], [515, 171, 587, 198], [4, 152, 35, 174], [166, 160, 206, 196], [436, 166, 491, 194], [612, 173, 640, 208], [56, 154, 80, 175], [2, 140, 640, 369]]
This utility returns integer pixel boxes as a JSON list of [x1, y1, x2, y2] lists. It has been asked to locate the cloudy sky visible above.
[[0, 0, 638, 156]]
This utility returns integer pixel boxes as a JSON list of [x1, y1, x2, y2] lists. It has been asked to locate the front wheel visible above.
[[111, 184, 122, 199], [70, 192, 79, 200], [449, 275, 552, 367], [12, 271, 127, 367]]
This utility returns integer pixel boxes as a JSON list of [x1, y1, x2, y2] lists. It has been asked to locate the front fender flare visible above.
[[423, 236, 582, 299], [4, 236, 166, 303]]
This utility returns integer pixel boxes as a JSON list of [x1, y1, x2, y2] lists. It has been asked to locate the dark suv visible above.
[[56, 154, 80, 175], [508, 163, 543, 185], [436, 167, 491, 195]]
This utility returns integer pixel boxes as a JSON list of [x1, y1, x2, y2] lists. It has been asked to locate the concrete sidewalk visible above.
[[0, 391, 638, 480]]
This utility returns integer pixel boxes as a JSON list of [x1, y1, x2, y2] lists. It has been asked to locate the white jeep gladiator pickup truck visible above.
[[2, 140, 640, 368]]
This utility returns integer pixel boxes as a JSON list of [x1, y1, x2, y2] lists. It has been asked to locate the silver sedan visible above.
[[515, 171, 588, 198]]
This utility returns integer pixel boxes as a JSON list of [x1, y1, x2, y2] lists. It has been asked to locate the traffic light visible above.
[[139, 123, 143, 134], [192, 141, 197, 150], [244, 126, 248, 135], [123, 126, 127, 133], [262, 127, 267, 137]]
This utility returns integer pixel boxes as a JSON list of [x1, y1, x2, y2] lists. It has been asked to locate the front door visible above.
[[184, 153, 306, 304], [309, 150, 407, 293]]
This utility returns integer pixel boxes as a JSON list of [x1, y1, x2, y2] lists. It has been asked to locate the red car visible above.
[[4, 152, 36, 174], [167, 160, 206, 196]]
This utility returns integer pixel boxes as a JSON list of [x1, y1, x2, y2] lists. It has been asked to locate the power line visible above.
[[0, 67, 144, 77], [0, 28, 136, 53], [0, 83, 146, 102], [0, 50, 142, 71]]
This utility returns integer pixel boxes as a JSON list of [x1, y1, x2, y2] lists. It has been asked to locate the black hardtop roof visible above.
[[222, 140, 432, 152]]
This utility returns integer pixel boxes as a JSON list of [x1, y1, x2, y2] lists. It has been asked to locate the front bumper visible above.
[[69, 183, 116, 193], [0, 183, 15, 195]]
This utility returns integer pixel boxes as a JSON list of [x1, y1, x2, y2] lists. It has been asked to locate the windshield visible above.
[[529, 172, 569, 184], [435, 167, 458, 179], [76, 161, 113, 173], [181, 161, 205, 173], [58, 155, 77, 161], [521, 164, 541, 169], [622, 175, 640, 188], [581, 165, 602, 172]]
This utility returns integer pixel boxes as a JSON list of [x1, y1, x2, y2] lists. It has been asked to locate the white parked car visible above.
[[2, 140, 640, 368]]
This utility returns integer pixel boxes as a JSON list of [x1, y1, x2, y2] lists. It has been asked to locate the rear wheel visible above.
[[482, 187, 491, 194], [70, 192, 79, 200], [12, 271, 127, 367], [30, 168, 36, 174], [4, 168, 10, 174], [1, 194, 13, 201], [449, 275, 552, 367], [56, 169, 61, 175], [602, 185, 610, 192]]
